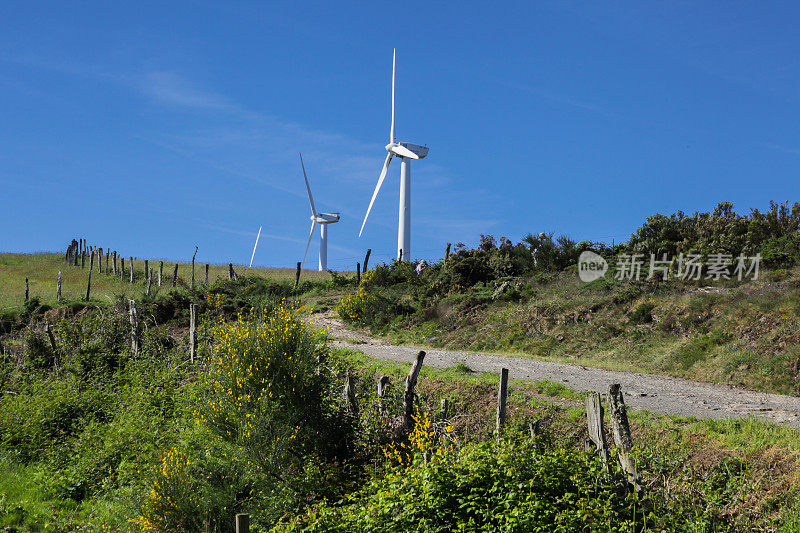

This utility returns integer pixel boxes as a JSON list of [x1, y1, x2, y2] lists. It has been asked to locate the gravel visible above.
[[309, 312, 800, 427]]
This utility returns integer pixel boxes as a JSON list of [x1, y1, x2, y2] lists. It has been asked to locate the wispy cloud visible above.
[[137, 71, 236, 111], [503, 80, 614, 117], [760, 142, 800, 156]]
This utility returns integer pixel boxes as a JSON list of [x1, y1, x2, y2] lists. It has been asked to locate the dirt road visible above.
[[308, 311, 800, 427]]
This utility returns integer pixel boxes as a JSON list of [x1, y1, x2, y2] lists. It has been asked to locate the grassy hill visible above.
[[0, 253, 336, 311], [1, 251, 800, 531], [338, 261, 800, 396]]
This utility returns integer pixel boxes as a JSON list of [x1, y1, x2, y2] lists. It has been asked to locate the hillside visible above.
[[1, 252, 800, 530], [333, 202, 800, 397]]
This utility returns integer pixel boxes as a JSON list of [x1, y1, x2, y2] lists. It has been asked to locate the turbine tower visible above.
[[300, 153, 340, 271], [358, 49, 429, 261]]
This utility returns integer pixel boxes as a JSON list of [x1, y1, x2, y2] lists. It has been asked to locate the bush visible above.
[[276, 437, 645, 532]]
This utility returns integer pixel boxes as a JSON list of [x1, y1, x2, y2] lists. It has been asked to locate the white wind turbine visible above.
[[300, 153, 340, 271], [358, 49, 429, 261]]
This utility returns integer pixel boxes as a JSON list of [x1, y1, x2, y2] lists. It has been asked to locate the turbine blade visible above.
[[302, 220, 316, 270], [249, 225, 262, 268], [359, 153, 393, 237], [390, 48, 396, 144], [300, 153, 317, 217]]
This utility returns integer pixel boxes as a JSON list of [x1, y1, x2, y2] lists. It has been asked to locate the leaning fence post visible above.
[[189, 303, 197, 363], [56, 271, 62, 302], [585, 391, 610, 470], [85, 253, 94, 302], [294, 261, 301, 290], [129, 300, 140, 355], [403, 351, 426, 432], [158, 261, 163, 287], [191, 246, 198, 290], [235, 513, 249, 533], [609, 384, 643, 495], [363, 249, 371, 272], [496, 368, 509, 433]]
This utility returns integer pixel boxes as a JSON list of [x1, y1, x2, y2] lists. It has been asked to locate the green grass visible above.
[[0, 253, 341, 311], [357, 265, 800, 396]]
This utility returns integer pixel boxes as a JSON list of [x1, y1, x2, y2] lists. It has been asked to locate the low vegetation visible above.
[[2, 201, 800, 530], [336, 203, 800, 396]]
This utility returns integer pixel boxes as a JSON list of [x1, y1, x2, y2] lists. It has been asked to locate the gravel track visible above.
[[308, 311, 800, 427]]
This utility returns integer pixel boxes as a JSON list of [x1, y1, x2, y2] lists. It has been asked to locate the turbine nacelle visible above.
[[312, 213, 340, 224], [387, 142, 429, 160]]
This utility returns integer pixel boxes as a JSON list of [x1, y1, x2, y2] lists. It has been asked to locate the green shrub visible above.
[[275, 437, 645, 532]]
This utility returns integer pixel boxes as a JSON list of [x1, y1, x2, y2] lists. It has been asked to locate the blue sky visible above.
[[1, 1, 798, 269]]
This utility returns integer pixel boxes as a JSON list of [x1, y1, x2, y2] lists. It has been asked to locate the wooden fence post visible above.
[[120, 257, 125, 279], [496, 368, 509, 433], [191, 246, 198, 290], [228, 263, 236, 281], [105, 250, 109, 274], [294, 262, 301, 289], [609, 384, 642, 495], [363, 249, 371, 272], [445, 242, 451, 262], [158, 261, 163, 287], [25, 278, 29, 302], [173, 263, 179, 287], [585, 391, 609, 470], [129, 300, 139, 355], [113, 252, 117, 275], [81, 246, 85, 269], [403, 351, 426, 432], [129, 257, 134, 284], [440, 398, 449, 419], [189, 303, 197, 363], [398, 248, 403, 262], [205, 263, 209, 284], [146, 270, 152, 296], [344, 374, 358, 416], [97, 248, 103, 273], [356, 262, 361, 284], [86, 252, 94, 302], [45, 320, 58, 364], [144, 260, 149, 283], [57, 271, 62, 302], [235, 513, 249, 533]]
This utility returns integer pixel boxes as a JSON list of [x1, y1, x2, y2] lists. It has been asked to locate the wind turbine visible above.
[[358, 49, 429, 261], [300, 153, 340, 271]]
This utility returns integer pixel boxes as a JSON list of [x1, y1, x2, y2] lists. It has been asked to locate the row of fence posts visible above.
[[53, 239, 240, 303], [231, 350, 644, 530]]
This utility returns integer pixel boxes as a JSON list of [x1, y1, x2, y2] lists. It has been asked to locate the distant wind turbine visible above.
[[300, 153, 340, 271], [358, 48, 429, 261], [249, 225, 262, 268]]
